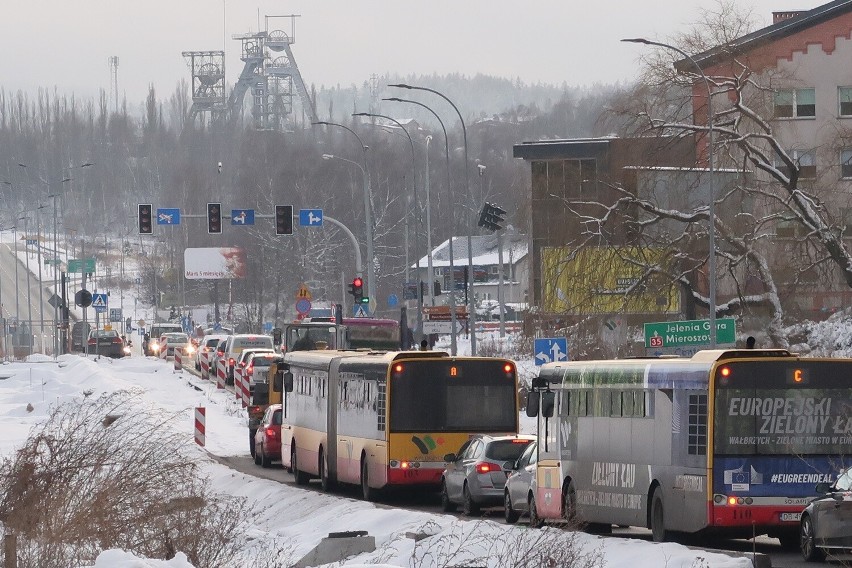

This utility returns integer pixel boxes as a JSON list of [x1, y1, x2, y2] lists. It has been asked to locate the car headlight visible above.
[[151, 343, 160, 352], [186, 345, 196, 354]]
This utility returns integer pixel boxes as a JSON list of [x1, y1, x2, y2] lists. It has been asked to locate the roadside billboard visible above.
[[541, 246, 679, 315], [184, 247, 247, 279]]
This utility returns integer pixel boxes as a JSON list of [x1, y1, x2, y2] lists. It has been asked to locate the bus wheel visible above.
[[800, 514, 825, 562], [361, 459, 377, 502], [440, 480, 457, 512], [462, 484, 480, 516], [528, 493, 544, 528], [292, 446, 309, 485], [319, 448, 332, 492], [650, 488, 668, 542], [504, 490, 519, 524]]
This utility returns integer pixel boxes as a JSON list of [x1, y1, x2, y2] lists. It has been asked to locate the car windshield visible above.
[[250, 354, 277, 366], [91, 331, 119, 339], [163, 333, 188, 342], [485, 440, 534, 462]]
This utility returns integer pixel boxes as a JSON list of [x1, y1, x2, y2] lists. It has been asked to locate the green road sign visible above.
[[67, 258, 96, 274], [644, 318, 736, 349]]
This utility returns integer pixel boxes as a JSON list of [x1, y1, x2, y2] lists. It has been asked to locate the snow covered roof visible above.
[[412, 231, 528, 269]]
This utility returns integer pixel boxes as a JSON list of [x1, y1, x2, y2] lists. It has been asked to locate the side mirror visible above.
[[531, 376, 548, 389], [542, 390, 555, 418], [283, 371, 294, 393], [526, 392, 540, 417], [443, 453, 456, 463], [815, 481, 832, 494], [273, 370, 283, 392]]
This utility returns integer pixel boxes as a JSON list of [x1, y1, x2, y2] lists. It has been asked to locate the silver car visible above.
[[440, 434, 536, 516], [503, 440, 539, 525], [800, 466, 852, 562]]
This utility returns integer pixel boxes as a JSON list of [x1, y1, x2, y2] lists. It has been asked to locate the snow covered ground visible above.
[[0, 353, 754, 568]]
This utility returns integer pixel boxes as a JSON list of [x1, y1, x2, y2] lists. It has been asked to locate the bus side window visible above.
[[542, 391, 555, 418]]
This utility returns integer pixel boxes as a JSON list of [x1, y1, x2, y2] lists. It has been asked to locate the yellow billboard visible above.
[[541, 246, 680, 315]]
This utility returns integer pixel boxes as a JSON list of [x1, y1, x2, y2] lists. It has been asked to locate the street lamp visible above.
[[321, 154, 367, 280], [388, 84, 478, 354], [384, 96, 459, 355], [352, 111, 424, 344], [312, 121, 377, 315], [622, 37, 717, 347]]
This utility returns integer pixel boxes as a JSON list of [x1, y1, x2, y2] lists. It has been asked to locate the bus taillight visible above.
[[728, 496, 737, 506], [503, 363, 514, 374], [720, 367, 731, 378], [394, 363, 403, 373]]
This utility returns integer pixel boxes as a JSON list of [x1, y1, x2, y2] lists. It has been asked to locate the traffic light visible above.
[[275, 205, 293, 235], [207, 203, 222, 234], [477, 202, 507, 232], [138, 204, 153, 234], [348, 276, 365, 304]]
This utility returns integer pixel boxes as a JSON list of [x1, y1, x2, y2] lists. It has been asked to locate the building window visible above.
[[775, 149, 816, 179], [840, 87, 852, 116], [842, 149, 852, 178], [774, 88, 815, 118]]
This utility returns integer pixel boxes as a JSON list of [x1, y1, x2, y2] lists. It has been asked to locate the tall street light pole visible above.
[[312, 121, 377, 315], [622, 38, 717, 347], [385, 96, 459, 355], [352, 112, 424, 344], [388, 84, 478, 354], [424, 136, 435, 309]]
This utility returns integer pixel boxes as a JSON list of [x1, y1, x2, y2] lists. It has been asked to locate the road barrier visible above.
[[194, 407, 205, 446], [241, 370, 251, 407], [158, 337, 167, 360], [174, 348, 182, 371], [216, 358, 226, 389], [200, 351, 210, 380]]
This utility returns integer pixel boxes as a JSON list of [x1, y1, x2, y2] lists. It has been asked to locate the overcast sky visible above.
[[2, 0, 822, 105]]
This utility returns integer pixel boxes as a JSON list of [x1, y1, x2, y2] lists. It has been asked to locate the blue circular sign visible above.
[[295, 298, 311, 314], [387, 294, 399, 307]]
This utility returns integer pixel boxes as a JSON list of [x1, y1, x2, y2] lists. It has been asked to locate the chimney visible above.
[[773, 11, 804, 24]]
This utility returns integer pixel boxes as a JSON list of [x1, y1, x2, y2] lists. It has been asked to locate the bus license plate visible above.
[[780, 512, 801, 522]]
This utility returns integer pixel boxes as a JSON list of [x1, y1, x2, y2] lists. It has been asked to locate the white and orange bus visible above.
[[279, 349, 519, 501], [526, 349, 852, 548]]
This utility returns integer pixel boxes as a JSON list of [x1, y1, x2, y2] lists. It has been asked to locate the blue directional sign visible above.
[[299, 209, 323, 227], [534, 337, 569, 366], [231, 209, 255, 225], [156, 208, 181, 225], [387, 294, 399, 307], [91, 293, 109, 314]]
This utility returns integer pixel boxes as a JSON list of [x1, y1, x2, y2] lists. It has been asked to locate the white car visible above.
[[244, 351, 280, 393], [195, 334, 229, 370], [222, 334, 275, 384], [234, 348, 275, 386]]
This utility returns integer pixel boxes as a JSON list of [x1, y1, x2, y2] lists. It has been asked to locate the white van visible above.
[[145, 322, 184, 356], [223, 334, 274, 384]]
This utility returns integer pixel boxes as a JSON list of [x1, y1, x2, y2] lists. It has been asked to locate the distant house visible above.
[[412, 229, 529, 308]]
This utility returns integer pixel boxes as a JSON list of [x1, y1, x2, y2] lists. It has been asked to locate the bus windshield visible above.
[[345, 319, 400, 350], [389, 359, 517, 432], [714, 360, 852, 456]]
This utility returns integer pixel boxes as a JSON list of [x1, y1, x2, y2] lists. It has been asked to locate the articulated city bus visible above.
[[526, 349, 852, 547], [279, 350, 519, 501]]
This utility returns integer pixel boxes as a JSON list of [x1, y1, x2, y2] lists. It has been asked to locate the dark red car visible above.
[[253, 404, 282, 468]]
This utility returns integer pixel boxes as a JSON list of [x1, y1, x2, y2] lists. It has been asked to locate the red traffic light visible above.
[[353, 277, 363, 287]]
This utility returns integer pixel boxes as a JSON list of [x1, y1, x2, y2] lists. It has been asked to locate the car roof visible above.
[[473, 434, 536, 444]]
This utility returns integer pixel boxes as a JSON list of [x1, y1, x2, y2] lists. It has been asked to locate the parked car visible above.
[[195, 334, 229, 370], [244, 352, 280, 394], [441, 434, 536, 516], [503, 441, 539, 525], [87, 329, 127, 358], [223, 334, 274, 384], [253, 403, 282, 468], [800, 466, 852, 562]]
